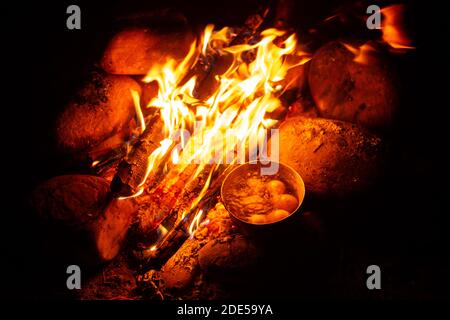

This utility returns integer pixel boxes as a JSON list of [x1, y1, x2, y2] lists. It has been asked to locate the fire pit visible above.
[[14, 0, 443, 302]]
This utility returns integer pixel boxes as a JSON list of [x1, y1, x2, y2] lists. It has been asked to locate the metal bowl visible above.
[[221, 161, 306, 238]]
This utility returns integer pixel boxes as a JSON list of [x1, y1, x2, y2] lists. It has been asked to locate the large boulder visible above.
[[309, 41, 399, 130], [56, 71, 141, 155], [32, 175, 138, 265], [274, 116, 385, 198], [100, 27, 194, 75]]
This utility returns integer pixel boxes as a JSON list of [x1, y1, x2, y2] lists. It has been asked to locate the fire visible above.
[[132, 25, 305, 194], [188, 209, 204, 238], [91, 160, 100, 167], [123, 24, 308, 242], [148, 26, 301, 168], [342, 42, 376, 65], [131, 89, 145, 133], [381, 5, 414, 50]]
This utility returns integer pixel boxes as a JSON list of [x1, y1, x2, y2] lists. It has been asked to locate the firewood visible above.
[[56, 71, 141, 155], [111, 113, 166, 196], [86, 127, 132, 169], [181, 10, 267, 100], [159, 240, 200, 292], [272, 116, 385, 198], [112, 9, 268, 195], [133, 163, 236, 249], [100, 27, 195, 75], [138, 202, 237, 296], [284, 60, 308, 93], [32, 175, 138, 265], [131, 164, 207, 245], [308, 41, 399, 130]]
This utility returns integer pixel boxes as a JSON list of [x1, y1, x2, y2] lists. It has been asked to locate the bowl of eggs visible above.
[[221, 161, 305, 237]]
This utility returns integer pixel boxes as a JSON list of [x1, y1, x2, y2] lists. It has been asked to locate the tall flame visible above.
[[135, 25, 303, 190], [131, 89, 145, 133]]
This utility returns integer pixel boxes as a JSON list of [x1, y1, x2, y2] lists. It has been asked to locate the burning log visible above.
[[156, 209, 260, 296], [111, 113, 166, 196], [131, 164, 211, 246], [273, 116, 385, 198], [32, 175, 138, 265], [159, 239, 200, 292], [110, 12, 271, 195], [133, 165, 234, 275], [308, 41, 399, 130], [110, 5, 303, 195], [138, 202, 238, 297], [180, 9, 268, 100], [100, 27, 195, 75], [56, 71, 141, 156]]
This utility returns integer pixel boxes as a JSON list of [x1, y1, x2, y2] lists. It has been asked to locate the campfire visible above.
[[30, 0, 415, 300]]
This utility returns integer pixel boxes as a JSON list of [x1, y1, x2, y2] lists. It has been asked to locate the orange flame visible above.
[[126, 25, 308, 242], [342, 42, 376, 65], [381, 5, 414, 50], [131, 89, 145, 133], [188, 209, 204, 237], [118, 186, 144, 200]]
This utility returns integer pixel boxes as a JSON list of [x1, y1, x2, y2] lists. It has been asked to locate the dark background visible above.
[[1, 0, 449, 300]]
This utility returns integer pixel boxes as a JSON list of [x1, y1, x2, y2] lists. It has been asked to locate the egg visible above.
[[272, 194, 298, 213], [266, 180, 286, 195], [267, 209, 290, 222], [248, 214, 267, 224]]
